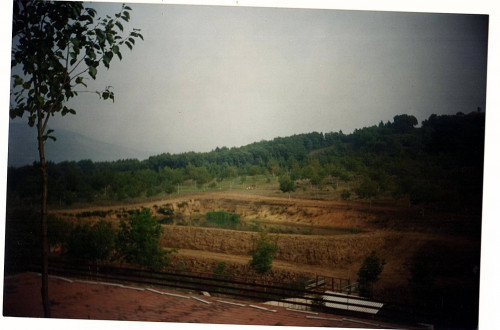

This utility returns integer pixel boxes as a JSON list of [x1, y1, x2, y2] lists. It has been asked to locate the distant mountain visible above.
[[7, 122, 153, 167]]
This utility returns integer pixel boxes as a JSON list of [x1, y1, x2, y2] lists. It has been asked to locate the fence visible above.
[[27, 259, 430, 326]]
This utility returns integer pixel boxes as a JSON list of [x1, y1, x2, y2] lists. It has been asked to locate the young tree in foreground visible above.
[[10, 1, 142, 317], [117, 209, 174, 271], [248, 231, 279, 274], [357, 251, 385, 298]]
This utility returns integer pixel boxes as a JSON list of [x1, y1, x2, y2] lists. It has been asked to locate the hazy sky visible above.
[[9, 1, 490, 156]]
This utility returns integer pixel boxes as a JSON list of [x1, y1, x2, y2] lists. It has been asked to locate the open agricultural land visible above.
[[4, 111, 484, 328], [50, 187, 481, 303]]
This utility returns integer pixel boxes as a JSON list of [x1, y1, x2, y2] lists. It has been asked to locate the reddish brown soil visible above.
[[3, 272, 407, 328]]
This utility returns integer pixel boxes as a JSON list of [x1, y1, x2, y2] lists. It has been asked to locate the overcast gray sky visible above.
[[7, 1, 490, 157], [7, 0, 487, 156]]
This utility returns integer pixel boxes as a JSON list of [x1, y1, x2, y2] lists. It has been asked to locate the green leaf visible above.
[[112, 45, 120, 54], [13, 75, 24, 87], [28, 115, 36, 127], [96, 29, 105, 43], [36, 95, 44, 105], [125, 41, 132, 50], [122, 11, 130, 22], [89, 66, 97, 79], [103, 56, 110, 68], [106, 32, 114, 44], [70, 37, 80, 47], [116, 21, 123, 32], [75, 76, 88, 87]]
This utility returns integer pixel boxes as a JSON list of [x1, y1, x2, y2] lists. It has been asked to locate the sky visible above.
[[8, 0, 489, 157]]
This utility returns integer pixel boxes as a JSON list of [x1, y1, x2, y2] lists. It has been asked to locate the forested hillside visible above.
[[7, 111, 485, 211]]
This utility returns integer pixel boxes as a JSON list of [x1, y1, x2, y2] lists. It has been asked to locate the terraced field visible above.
[[53, 191, 481, 305]]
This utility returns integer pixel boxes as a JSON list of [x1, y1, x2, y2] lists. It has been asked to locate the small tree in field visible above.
[[248, 231, 278, 274], [10, 1, 142, 317], [117, 209, 174, 271], [355, 178, 378, 208], [357, 251, 385, 298], [279, 174, 295, 199]]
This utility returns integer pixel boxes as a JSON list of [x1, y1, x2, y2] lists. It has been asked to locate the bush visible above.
[[279, 174, 295, 199], [248, 231, 278, 274], [117, 208, 174, 270], [341, 189, 351, 200], [357, 250, 385, 298], [213, 262, 230, 279], [206, 211, 240, 227], [48, 215, 74, 246], [67, 220, 116, 263]]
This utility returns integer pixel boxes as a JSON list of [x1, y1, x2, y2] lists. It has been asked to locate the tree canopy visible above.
[[9, 0, 143, 317], [7, 111, 485, 212], [11, 1, 143, 127]]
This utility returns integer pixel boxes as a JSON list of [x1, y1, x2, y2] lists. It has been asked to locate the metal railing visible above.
[[25, 259, 431, 326]]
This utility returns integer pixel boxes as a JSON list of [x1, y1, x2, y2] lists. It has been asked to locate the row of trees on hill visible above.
[[7, 111, 485, 211]]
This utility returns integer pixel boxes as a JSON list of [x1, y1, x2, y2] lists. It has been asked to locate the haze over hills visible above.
[[7, 122, 154, 167]]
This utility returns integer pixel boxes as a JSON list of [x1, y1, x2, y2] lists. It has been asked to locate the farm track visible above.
[[51, 191, 395, 215]]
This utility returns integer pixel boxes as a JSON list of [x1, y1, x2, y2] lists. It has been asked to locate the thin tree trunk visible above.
[[37, 122, 51, 318]]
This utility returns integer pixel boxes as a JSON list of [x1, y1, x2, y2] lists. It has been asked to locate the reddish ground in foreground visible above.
[[2, 272, 407, 329]]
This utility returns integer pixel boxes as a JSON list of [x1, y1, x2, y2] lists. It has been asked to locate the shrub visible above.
[[206, 211, 240, 227], [357, 251, 385, 298], [157, 207, 173, 216], [117, 208, 174, 270], [279, 174, 295, 199], [213, 262, 230, 279], [47, 215, 74, 246], [341, 189, 351, 200], [67, 220, 116, 263], [248, 231, 278, 274]]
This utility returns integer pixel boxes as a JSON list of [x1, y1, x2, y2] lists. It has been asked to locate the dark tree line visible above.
[[7, 111, 485, 211]]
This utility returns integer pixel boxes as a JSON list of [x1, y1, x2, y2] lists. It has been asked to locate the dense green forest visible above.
[[7, 111, 485, 211]]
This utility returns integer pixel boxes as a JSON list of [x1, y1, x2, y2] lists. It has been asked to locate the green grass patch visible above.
[[206, 211, 240, 227]]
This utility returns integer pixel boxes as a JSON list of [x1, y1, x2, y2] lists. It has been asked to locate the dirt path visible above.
[[51, 191, 394, 215]]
